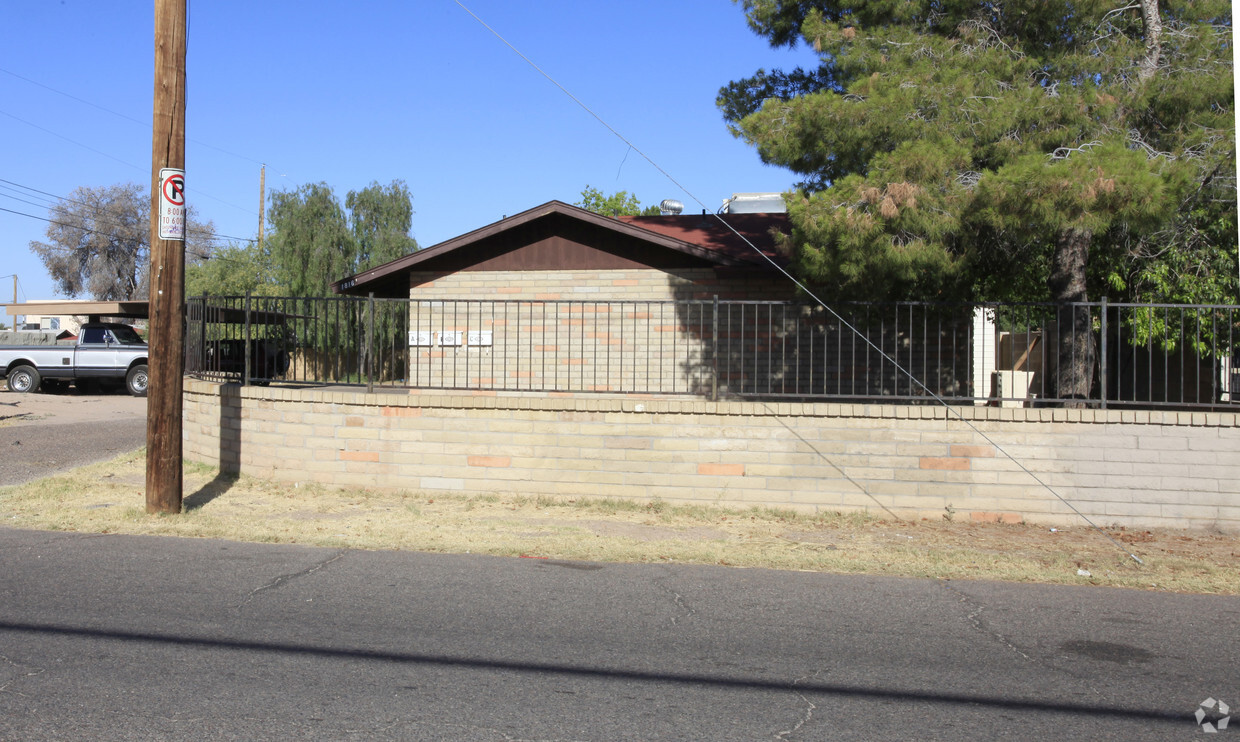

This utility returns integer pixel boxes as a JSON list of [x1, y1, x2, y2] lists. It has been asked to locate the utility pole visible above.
[[258, 165, 266, 251], [146, 0, 187, 514]]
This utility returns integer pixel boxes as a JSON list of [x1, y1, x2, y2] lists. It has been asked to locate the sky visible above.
[[0, 0, 816, 328]]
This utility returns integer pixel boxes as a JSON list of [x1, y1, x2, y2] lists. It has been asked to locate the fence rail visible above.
[[185, 295, 1240, 410]]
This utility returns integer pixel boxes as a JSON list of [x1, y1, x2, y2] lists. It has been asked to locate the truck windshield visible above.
[[108, 326, 145, 344]]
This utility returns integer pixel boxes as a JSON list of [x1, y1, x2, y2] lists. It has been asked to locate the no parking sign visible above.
[[158, 168, 185, 241]]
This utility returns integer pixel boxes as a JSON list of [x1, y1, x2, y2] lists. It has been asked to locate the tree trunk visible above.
[[1048, 227, 1095, 407], [1137, 0, 1162, 83]]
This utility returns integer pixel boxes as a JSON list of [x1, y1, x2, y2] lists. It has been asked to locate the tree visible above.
[[266, 182, 353, 299], [720, 0, 1236, 402], [29, 182, 216, 301], [346, 180, 419, 273], [185, 241, 279, 297], [266, 180, 418, 299], [576, 186, 662, 217]]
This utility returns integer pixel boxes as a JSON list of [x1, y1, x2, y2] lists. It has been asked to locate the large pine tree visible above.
[[720, 0, 1236, 400]]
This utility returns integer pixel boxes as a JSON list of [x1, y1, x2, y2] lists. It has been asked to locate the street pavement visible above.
[[0, 527, 1236, 740]]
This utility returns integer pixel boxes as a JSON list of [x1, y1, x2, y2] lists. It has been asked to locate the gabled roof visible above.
[[333, 200, 789, 297]]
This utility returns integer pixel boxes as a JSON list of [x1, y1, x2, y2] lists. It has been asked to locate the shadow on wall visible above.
[[183, 383, 243, 511]]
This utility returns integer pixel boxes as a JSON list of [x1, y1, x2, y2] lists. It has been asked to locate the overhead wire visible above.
[[0, 177, 255, 245], [0, 73, 264, 219], [451, 0, 1146, 565]]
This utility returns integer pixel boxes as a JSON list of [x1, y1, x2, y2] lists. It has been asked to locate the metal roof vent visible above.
[[659, 199, 684, 216]]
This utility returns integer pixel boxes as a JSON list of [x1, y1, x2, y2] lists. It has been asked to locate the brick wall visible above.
[[400, 269, 974, 399], [183, 378, 1240, 531], [403, 268, 795, 395]]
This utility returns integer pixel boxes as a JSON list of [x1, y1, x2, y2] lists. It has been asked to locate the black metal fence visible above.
[[185, 295, 1240, 409]]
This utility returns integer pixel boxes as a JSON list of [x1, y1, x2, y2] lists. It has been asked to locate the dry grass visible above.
[[1, 449, 1237, 595]]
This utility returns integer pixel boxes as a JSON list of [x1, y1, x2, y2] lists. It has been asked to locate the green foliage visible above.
[[576, 186, 661, 217], [346, 180, 418, 273], [265, 180, 418, 299], [267, 182, 354, 299], [721, 0, 1237, 307], [185, 241, 280, 298]]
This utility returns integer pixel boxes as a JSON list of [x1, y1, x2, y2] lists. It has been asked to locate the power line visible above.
[[0, 65, 272, 168], [0, 178, 256, 244]]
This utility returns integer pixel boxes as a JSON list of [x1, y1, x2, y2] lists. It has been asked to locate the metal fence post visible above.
[[711, 294, 719, 402], [1099, 296, 1108, 409], [366, 292, 375, 394], [243, 292, 252, 387]]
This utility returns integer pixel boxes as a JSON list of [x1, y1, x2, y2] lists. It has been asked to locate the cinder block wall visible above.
[[183, 379, 1240, 531]]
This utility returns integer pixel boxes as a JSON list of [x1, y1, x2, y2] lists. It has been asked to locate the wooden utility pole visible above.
[[146, 0, 188, 514], [258, 165, 266, 251]]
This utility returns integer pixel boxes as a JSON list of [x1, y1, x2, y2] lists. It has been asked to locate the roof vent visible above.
[[659, 199, 684, 216]]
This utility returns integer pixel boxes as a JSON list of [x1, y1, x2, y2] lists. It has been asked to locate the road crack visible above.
[[940, 582, 1033, 662], [0, 653, 45, 695], [236, 550, 347, 609], [652, 573, 695, 626], [775, 670, 822, 739]]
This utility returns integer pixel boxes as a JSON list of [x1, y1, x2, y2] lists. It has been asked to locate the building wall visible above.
[[183, 378, 1240, 531], [398, 269, 974, 399], [402, 267, 799, 395]]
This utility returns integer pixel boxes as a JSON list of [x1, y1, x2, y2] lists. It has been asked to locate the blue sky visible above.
[[1, 0, 814, 328]]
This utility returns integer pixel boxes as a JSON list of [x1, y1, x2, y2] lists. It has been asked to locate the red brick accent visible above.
[[951, 445, 995, 458], [920, 457, 970, 470], [469, 455, 511, 468], [699, 463, 745, 476], [381, 406, 422, 418], [340, 450, 379, 462], [612, 279, 639, 286], [970, 512, 1023, 524]]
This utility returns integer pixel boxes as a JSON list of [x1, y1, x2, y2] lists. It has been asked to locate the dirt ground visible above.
[[0, 385, 147, 425], [0, 387, 147, 485], [1, 385, 1236, 593]]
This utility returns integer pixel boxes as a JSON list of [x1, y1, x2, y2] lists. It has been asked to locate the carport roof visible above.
[[3, 300, 151, 320]]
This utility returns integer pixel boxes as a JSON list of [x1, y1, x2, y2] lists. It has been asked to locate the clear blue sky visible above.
[[1, 0, 814, 327]]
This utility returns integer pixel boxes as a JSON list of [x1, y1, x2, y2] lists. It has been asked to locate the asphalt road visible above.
[[0, 528, 1235, 741]]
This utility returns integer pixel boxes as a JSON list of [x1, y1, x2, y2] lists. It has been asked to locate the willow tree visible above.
[[720, 0, 1236, 402]]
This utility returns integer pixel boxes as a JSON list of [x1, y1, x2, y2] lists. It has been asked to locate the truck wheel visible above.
[[7, 365, 41, 394], [126, 364, 149, 397]]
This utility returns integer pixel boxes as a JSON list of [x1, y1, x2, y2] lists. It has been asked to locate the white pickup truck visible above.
[[0, 322, 149, 397]]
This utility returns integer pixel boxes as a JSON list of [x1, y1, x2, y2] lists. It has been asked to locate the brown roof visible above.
[[333, 200, 790, 297], [616, 211, 789, 265]]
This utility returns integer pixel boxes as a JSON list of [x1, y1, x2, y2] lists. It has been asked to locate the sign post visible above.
[[146, 0, 187, 515]]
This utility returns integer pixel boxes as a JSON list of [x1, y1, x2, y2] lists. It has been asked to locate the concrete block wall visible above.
[[183, 378, 1240, 531]]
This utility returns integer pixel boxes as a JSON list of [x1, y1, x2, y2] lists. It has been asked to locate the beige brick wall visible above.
[[403, 268, 797, 394], [183, 379, 1240, 531]]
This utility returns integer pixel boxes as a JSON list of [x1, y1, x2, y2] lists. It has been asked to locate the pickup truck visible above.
[[0, 322, 149, 397]]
